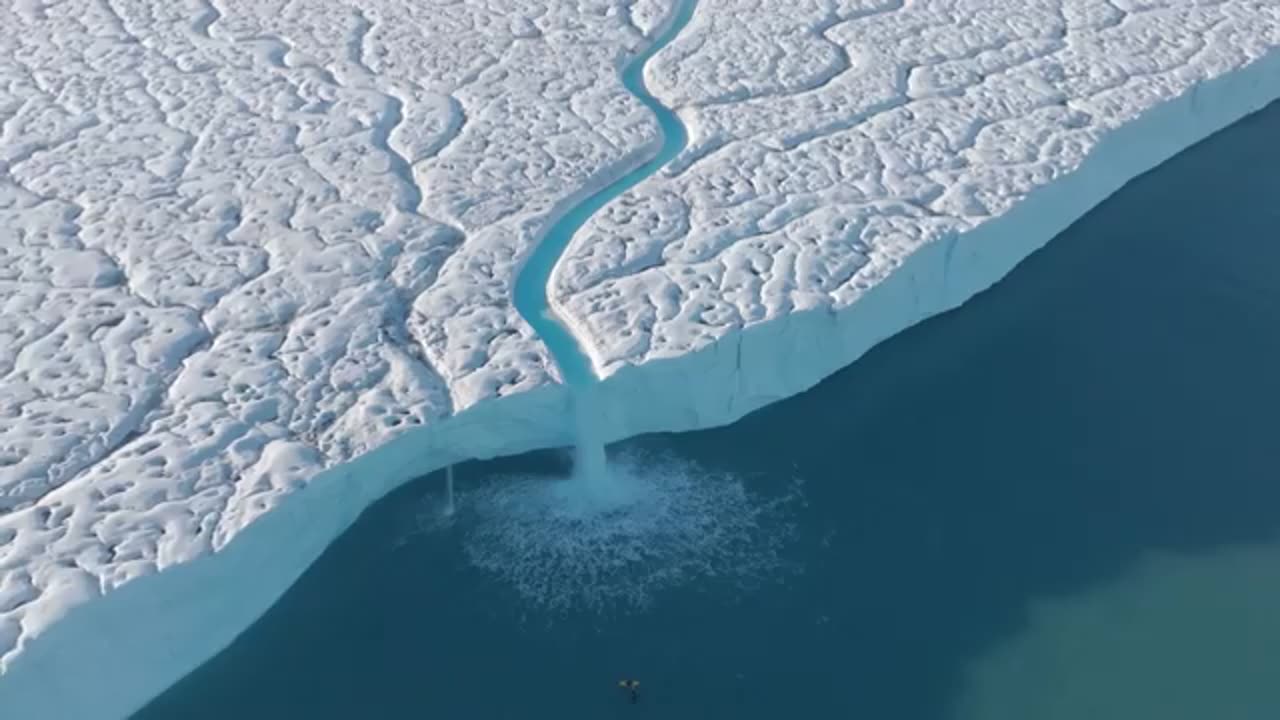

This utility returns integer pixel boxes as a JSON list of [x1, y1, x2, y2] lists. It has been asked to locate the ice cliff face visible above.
[[2, 0, 1280, 717]]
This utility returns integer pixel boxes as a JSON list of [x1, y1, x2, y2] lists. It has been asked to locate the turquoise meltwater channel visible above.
[[511, 0, 696, 389]]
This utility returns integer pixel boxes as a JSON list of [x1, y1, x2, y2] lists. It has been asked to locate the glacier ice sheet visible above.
[[1, 0, 1280, 718], [0, 0, 667, 679], [553, 0, 1280, 377]]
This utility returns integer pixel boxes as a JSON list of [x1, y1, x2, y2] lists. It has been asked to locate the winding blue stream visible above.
[[512, 0, 696, 387]]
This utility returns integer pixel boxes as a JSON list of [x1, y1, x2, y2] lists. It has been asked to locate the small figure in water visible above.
[[618, 679, 640, 704]]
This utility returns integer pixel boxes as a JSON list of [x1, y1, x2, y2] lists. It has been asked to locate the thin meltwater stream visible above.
[[443, 464, 455, 516], [511, 0, 697, 486]]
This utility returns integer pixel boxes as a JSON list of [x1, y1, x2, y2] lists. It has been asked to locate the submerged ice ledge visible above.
[[5, 46, 1280, 718]]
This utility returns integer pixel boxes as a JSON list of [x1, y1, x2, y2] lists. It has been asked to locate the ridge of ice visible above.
[[1, 1, 1279, 717]]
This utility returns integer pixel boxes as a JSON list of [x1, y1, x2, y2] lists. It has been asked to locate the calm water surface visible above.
[[137, 102, 1280, 719]]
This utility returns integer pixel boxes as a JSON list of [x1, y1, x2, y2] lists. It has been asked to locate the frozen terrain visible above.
[[553, 0, 1280, 378], [1, 0, 670, 686], [2, 0, 1280, 717]]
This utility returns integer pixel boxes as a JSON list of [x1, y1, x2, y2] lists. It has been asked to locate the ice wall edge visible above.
[[2, 47, 1280, 720]]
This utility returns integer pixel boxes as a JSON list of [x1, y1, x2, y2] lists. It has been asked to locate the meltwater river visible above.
[[511, 0, 694, 388]]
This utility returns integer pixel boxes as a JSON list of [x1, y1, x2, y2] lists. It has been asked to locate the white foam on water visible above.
[[418, 449, 801, 613]]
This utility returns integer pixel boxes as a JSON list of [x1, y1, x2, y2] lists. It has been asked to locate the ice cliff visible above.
[[1, 1, 1279, 717]]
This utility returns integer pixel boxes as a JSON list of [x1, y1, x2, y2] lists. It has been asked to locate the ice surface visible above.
[[0, 0, 665, 711], [552, 0, 1280, 376], [1, 0, 1280, 717]]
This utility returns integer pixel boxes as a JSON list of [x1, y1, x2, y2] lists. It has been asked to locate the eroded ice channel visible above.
[[513, 0, 695, 485], [474, 0, 800, 615], [515, 0, 694, 390]]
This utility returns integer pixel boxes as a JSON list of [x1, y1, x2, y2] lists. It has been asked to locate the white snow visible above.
[[1, 0, 1280, 718]]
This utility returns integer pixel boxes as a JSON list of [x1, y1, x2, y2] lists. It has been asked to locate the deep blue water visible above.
[[136, 102, 1280, 719]]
